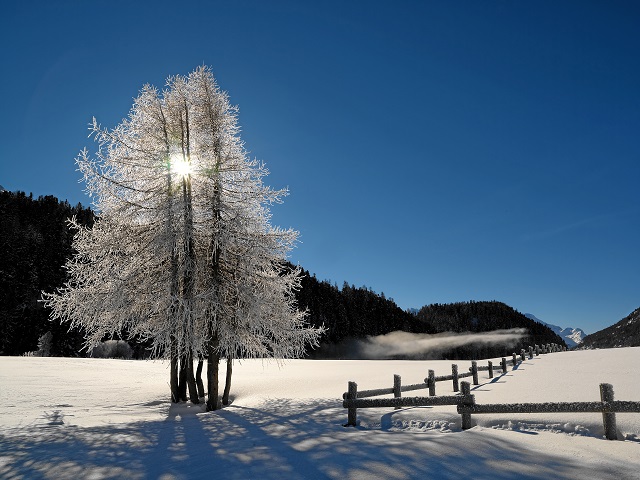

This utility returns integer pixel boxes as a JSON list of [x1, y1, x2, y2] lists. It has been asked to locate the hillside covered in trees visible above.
[[2, 190, 565, 360], [0, 191, 93, 356], [580, 307, 640, 349], [411, 301, 566, 359]]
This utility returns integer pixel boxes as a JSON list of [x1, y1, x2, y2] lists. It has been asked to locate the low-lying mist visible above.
[[311, 329, 528, 360]]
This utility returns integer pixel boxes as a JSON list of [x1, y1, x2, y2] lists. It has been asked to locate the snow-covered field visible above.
[[1, 348, 639, 479]]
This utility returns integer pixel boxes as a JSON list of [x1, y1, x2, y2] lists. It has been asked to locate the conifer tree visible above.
[[43, 67, 322, 409]]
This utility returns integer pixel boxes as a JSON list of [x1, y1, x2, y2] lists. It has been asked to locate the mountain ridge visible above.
[[580, 307, 640, 349], [524, 313, 585, 348]]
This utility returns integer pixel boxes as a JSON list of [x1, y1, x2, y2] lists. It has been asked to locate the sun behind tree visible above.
[[43, 66, 323, 410]]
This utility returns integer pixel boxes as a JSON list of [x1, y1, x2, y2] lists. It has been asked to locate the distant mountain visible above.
[[524, 314, 585, 348], [580, 307, 640, 349]]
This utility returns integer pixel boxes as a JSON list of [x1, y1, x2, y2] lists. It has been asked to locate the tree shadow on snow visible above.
[[0, 397, 631, 480]]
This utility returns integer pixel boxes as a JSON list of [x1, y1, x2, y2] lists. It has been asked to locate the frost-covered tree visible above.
[[43, 66, 322, 409]]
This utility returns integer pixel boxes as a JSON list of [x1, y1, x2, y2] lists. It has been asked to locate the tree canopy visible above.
[[42, 67, 322, 408]]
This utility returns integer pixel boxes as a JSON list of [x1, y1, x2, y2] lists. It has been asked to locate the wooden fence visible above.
[[342, 344, 640, 440], [456, 381, 640, 440]]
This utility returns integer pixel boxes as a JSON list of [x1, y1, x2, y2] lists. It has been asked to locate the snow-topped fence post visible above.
[[452, 364, 459, 392], [535, 344, 540, 356], [460, 381, 474, 430], [471, 361, 479, 385], [501, 357, 508, 373], [529, 346, 534, 359], [394, 375, 402, 410], [487, 361, 493, 379], [520, 349, 526, 362], [346, 382, 358, 426], [512, 353, 518, 367], [428, 370, 436, 396], [600, 383, 617, 440]]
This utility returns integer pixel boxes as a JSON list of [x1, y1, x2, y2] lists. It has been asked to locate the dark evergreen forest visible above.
[[412, 301, 566, 359], [0, 190, 565, 359], [0, 191, 93, 355]]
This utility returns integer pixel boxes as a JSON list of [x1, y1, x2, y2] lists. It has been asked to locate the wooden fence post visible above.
[[520, 349, 526, 361], [394, 374, 401, 410], [461, 381, 473, 430], [512, 353, 518, 367], [471, 361, 479, 385], [501, 357, 507, 373], [528, 346, 534, 359], [428, 370, 436, 396], [487, 360, 493, 379], [600, 383, 617, 440], [452, 364, 459, 392], [346, 382, 358, 426]]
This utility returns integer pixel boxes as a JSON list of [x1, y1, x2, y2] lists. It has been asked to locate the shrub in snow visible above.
[[23, 332, 54, 357], [36, 331, 53, 357], [91, 340, 133, 359]]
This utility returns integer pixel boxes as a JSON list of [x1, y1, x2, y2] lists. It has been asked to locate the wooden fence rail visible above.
[[340, 345, 640, 440], [343, 353, 523, 426], [345, 342, 565, 402], [343, 380, 464, 426], [456, 382, 640, 440], [344, 380, 640, 440], [347, 343, 554, 401]]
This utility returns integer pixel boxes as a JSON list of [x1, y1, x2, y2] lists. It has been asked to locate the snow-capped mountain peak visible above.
[[525, 313, 585, 348]]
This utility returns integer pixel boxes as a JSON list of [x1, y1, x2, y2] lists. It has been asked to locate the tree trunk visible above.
[[162, 105, 181, 405], [206, 144, 223, 413], [178, 358, 188, 401], [222, 356, 233, 405], [170, 340, 180, 403], [186, 353, 199, 404], [206, 335, 221, 411], [196, 359, 205, 398]]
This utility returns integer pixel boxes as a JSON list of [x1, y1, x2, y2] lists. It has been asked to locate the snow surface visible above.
[[1, 348, 639, 479]]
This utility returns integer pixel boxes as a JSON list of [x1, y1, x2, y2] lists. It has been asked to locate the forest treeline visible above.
[[0, 190, 93, 355], [1, 190, 565, 358], [296, 272, 566, 358]]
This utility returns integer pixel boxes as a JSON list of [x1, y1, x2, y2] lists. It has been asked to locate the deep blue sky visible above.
[[2, 1, 639, 334]]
